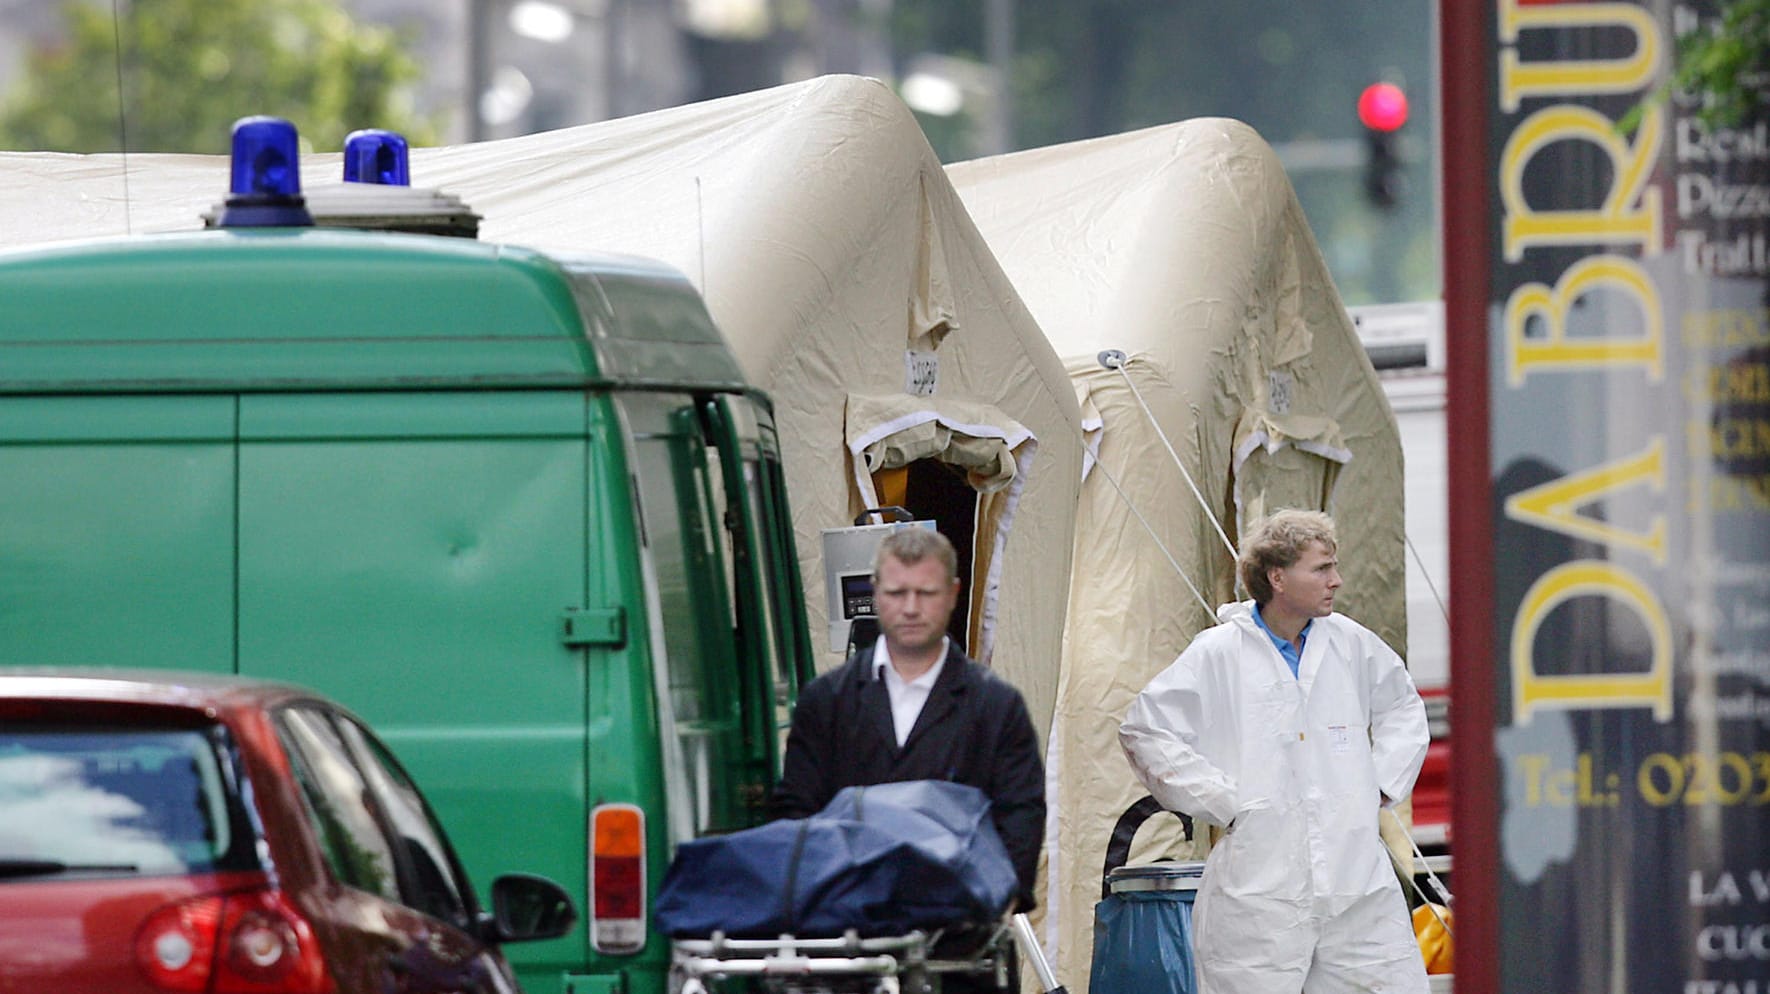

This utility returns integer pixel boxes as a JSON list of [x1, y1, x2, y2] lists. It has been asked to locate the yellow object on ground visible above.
[[1412, 903, 1454, 975]]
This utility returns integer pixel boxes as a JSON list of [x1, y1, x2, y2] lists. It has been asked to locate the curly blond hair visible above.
[[1238, 509, 1337, 604]]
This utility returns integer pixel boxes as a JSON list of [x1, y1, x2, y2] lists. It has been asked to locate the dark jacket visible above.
[[770, 643, 1046, 911]]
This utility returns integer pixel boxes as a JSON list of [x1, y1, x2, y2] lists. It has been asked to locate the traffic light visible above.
[[1358, 81, 1407, 209]]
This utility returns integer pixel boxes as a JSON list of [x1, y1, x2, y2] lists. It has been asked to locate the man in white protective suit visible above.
[[1119, 509, 1430, 994]]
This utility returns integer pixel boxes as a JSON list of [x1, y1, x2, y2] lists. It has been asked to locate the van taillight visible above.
[[135, 888, 333, 993], [590, 803, 645, 954]]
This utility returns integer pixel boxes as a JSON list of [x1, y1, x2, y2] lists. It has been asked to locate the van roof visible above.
[[0, 227, 748, 395]]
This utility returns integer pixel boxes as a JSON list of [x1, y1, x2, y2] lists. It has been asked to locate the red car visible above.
[[0, 669, 576, 994]]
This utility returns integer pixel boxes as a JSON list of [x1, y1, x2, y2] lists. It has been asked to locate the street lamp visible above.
[[465, 0, 609, 141], [901, 71, 965, 118], [679, 0, 770, 40], [897, 3, 1015, 156], [510, 1, 576, 43]]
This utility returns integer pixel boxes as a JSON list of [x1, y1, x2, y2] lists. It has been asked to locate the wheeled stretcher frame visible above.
[[670, 918, 1020, 994]]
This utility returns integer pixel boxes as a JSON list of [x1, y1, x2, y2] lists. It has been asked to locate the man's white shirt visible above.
[[874, 635, 949, 747]]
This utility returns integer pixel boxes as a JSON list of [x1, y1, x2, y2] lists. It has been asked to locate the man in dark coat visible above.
[[770, 527, 1046, 916]]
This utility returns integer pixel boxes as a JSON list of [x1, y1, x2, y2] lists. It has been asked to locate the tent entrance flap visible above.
[[845, 395, 1038, 666], [1230, 407, 1352, 530]]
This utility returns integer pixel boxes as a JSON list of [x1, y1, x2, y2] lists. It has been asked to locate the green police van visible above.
[[0, 119, 814, 994]]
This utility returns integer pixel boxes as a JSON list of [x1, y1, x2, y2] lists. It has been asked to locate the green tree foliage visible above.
[[0, 0, 435, 154], [1671, 0, 1770, 128]]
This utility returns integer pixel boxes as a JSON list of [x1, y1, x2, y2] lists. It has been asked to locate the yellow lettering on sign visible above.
[[1504, 439, 1666, 564], [1699, 417, 1770, 459], [1498, 0, 1664, 111], [1680, 307, 1770, 349], [1505, 254, 1664, 383], [1500, 104, 1664, 260], [1692, 473, 1770, 511], [1512, 560, 1674, 724], [1684, 363, 1770, 404]]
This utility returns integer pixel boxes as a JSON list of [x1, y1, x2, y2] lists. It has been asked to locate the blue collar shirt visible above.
[[1252, 603, 1311, 679]]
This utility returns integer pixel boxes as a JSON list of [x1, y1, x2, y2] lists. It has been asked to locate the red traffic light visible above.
[[1357, 82, 1408, 133]]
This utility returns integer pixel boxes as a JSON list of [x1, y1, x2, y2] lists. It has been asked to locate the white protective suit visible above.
[[1119, 601, 1430, 994]]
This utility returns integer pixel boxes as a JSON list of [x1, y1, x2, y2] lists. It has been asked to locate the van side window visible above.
[[707, 396, 814, 774], [621, 392, 745, 836]]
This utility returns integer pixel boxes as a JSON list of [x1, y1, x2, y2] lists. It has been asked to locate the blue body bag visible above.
[[653, 780, 1017, 938]]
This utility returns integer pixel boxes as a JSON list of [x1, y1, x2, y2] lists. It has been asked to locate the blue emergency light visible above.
[[343, 129, 411, 186], [217, 116, 313, 228]]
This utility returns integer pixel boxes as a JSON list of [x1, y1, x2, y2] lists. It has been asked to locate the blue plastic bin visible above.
[[1089, 796, 1200, 994]]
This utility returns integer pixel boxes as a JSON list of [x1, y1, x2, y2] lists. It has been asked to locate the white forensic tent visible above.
[[948, 118, 1408, 990], [0, 75, 1082, 739], [0, 150, 224, 238]]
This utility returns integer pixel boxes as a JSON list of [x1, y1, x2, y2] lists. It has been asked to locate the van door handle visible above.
[[560, 607, 626, 648]]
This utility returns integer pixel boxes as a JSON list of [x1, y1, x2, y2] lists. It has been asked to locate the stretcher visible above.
[[658, 783, 1067, 992], [671, 912, 1066, 994]]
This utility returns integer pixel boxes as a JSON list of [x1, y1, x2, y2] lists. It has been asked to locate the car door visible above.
[[275, 704, 517, 994]]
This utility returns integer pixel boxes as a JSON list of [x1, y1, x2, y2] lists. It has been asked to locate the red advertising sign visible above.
[[1444, 1, 1770, 991]]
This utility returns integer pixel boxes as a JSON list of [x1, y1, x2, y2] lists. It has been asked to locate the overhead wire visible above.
[[1081, 424, 1218, 623], [110, 0, 132, 234], [1098, 351, 1240, 568], [1383, 807, 1454, 939]]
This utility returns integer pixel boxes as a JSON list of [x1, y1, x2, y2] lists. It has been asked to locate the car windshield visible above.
[[0, 724, 253, 879]]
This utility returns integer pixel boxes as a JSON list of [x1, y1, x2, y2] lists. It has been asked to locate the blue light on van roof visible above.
[[218, 116, 313, 228], [230, 117, 302, 196], [343, 130, 411, 186]]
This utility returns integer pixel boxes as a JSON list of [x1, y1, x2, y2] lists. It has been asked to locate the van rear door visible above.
[[234, 389, 595, 981], [0, 395, 236, 669]]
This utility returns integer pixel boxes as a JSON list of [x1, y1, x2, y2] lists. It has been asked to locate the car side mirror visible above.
[[485, 873, 578, 943]]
